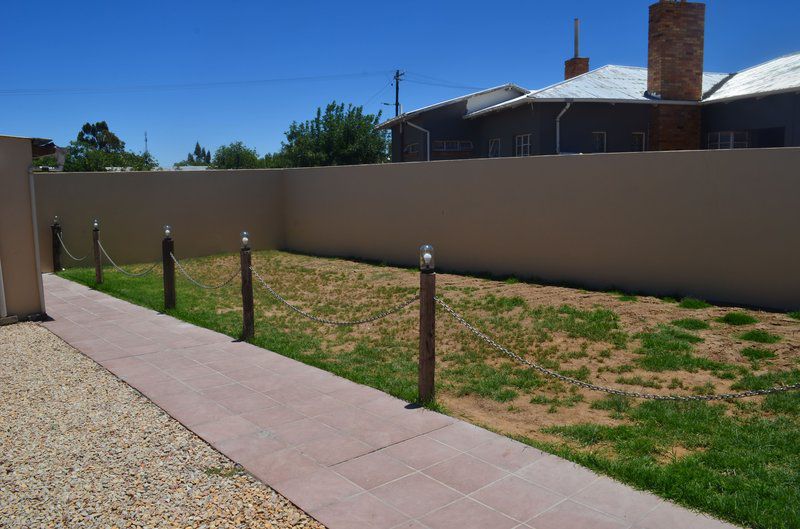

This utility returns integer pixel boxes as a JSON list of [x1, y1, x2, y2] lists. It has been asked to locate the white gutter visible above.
[[405, 121, 431, 161], [556, 102, 572, 155], [464, 96, 706, 120], [703, 87, 800, 105]]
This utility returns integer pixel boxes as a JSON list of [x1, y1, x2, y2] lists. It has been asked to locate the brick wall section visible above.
[[649, 105, 702, 151], [564, 57, 590, 80], [647, 0, 705, 101]]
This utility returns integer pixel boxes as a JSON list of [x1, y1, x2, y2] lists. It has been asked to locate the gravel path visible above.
[[0, 322, 324, 529]]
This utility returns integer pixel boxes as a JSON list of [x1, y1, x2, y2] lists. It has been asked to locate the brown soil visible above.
[[193, 251, 800, 446]]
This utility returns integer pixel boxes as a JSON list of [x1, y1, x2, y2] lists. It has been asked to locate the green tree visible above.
[[177, 141, 213, 166], [76, 121, 126, 153], [63, 122, 157, 171], [266, 102, 388, 168], [211, 141, 262, 169]]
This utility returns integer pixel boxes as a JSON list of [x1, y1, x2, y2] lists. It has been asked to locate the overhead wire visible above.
[[0, 71, 395, 97]]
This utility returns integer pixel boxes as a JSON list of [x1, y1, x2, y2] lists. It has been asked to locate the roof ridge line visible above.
[[726, 50, 800, 76], [528, 65, 617, 97]]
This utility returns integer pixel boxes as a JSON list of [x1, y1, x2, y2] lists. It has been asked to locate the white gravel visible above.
[[0, 322, 324, 529]]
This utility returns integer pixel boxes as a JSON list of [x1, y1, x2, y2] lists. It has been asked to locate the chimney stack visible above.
[[564, 18, 589, 80], [647, 0, 706, 100], [646, 0, 706, 151]]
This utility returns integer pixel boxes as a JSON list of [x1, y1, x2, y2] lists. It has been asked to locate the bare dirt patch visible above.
[[252, 252, 800, 442]]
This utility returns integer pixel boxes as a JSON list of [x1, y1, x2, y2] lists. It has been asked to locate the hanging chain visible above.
[[97, 240, 159, 277], [169, 252, 239, 290], [434, 296, 800, 401], [251, 266, 419, 326], [56, 232, 88, 261]]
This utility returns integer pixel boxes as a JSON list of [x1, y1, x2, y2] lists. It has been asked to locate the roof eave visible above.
[[464, 97, 702, 119], [375, 83, 528, 129], [702, 86, 800, 105], [528, 97, 701, 105]]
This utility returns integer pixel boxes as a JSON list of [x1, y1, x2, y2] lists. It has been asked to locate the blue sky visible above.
[[2, 0, 797, 166]]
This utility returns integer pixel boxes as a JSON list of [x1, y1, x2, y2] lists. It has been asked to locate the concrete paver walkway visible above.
[[41, 274, 737, 529]]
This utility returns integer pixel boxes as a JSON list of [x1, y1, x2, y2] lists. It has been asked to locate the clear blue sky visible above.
[[2, 0, 797, 166]]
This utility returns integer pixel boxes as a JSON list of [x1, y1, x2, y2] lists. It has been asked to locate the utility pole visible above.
[[144, 131, 149, 153], [394, 69, 404, 117]]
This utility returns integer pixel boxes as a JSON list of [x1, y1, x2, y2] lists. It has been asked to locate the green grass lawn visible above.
[[59, 250, 800, 529]]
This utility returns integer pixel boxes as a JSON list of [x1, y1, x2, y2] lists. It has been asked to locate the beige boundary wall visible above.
[[35, 169, 284, 271], [34, 148, 800, 310], [0, 137, 44, 318]]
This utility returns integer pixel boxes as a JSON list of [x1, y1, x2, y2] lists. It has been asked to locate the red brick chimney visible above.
[[647, 0, 706, 151], [647, 0, 706, 100], [564, 18, 589, 80]]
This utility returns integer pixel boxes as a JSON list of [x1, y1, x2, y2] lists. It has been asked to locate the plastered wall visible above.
[[32, 148, 800, 310]]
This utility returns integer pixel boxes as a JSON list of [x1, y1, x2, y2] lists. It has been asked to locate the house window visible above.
[[708, 131, 749, 150], [592, 132, 607, 153], [631, 132, 646, 152], [432, 140, 474, 152], [488, 138, 500, 157], [514, 134, 531, 157], [403, 143, 419, 155]]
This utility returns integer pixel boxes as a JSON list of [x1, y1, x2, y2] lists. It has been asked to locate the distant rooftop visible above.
[[377, 84, 527, 129], [380, 51, 800, 125], [703, 51, 800, 102]]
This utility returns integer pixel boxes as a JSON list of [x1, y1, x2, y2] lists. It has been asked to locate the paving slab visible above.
[[40, 273, 740, 529]]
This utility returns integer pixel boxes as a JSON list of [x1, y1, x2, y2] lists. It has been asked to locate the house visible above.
[[378, 0, 800, 162]]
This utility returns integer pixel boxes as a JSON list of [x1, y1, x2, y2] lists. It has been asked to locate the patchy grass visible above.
[[740, 330, 782, 344], [530, 393, 585, 413], [530, 399, 800, 529], [678, 297, 711, 309], [610, 290, 638, 302], [57, 250, 800, 529], [671, 318, 710, 331], [717, 312, 758, 326], [634, 326, 727, 372], [615, 375, 662, 389], [590, 394, 632, 415], [788, 311, 800, 320], [741, 347, 776, 362]]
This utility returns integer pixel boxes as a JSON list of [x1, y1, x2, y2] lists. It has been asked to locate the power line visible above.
[[404, 78, 482, 91], [0, 71, 395, 97], [363, 76, 395, 107]]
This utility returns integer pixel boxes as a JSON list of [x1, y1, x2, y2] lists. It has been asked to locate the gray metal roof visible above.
[[528, 65, 729, 102], [376, 84, 527, 129], [465, 66, 730, 118], [380, 51, 800, 125], [703, 51, 800, 102]]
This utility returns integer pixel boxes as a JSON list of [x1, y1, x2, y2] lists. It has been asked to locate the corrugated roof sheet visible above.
[[528, 65, 729, 102], [384, 51, 800, 124], [464, 66, 732, 118], [376, 84, 526, 129], [703, 51, 800, 102]]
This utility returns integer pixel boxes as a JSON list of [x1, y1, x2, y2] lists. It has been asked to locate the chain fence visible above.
[[170, 253, 240, 290], [97, 240, 159, 278], [56, 232, 88, 262], [434, 296, 800, 401], [56, 225, 800, 401], [251, 266, 419, 326]]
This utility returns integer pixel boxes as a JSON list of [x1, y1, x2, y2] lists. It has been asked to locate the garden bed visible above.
[[60, 250, 800, 529]]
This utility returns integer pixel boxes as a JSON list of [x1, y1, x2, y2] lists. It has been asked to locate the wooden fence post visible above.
[[92, 219, 103, 284], [51, 217, 62, 272], [240, 231, 254, 340], [418, 244, 436, 403], [162, 226, 175, 309]]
